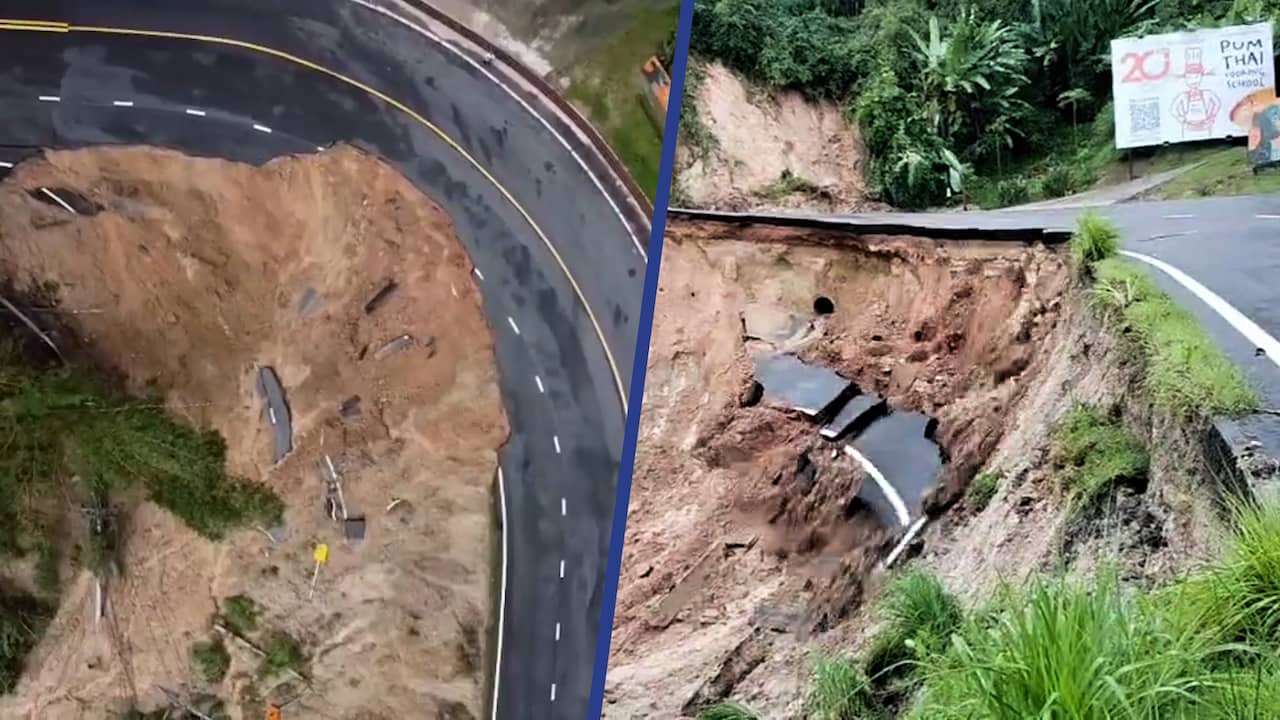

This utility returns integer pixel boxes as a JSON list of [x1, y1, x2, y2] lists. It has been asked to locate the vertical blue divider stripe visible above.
[[586, 0, 695, 715]]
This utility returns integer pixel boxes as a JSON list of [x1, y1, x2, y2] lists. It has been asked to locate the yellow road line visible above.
[[6, 20, 629, 410], [0, 21, 68, 32]]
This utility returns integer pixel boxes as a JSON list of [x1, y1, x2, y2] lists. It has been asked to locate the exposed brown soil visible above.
[[0, 146, 506, 719], [676, 62, 884, 214], [603, 219, 1069, 717]]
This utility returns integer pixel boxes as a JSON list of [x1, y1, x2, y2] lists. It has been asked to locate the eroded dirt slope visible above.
[[603, 220, 1068, 717], [676, 62, 880, 213], [0, 146, 506, 719]]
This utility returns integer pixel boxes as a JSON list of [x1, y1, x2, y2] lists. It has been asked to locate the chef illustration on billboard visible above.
[[1170, 46, 1221, 140]]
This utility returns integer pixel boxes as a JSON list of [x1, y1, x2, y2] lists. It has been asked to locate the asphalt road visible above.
[[0, 3, 645, 717], [677, 192, 1280, 458]]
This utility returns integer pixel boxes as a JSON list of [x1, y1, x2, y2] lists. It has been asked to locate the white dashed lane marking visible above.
[[252, 123, 272, 133], [553, 435, 561, 454], [268, 406, 277, 425], [1163, 214, 1194, 219], [112, 100, 133, 107], [561, 497, 566, 516], [550, 684, 557, 702], [473, 267, 484, 281], [558, 559, 565, 579], [506, 316, 520, 335], [37, 95, 59, 102], [185, 108, 207, 116], [554, 622, 561, 641], [535, 375, 544, 393], [0, 162, 12, 169], [1256, 214, 1280, 219]]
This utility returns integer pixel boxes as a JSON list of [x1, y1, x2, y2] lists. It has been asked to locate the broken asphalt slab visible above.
[[256, 366, 292, 464]]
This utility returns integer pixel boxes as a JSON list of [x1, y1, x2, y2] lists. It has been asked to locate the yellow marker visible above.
[[309, 543, 329, 599], [266, 706, 281, 720]]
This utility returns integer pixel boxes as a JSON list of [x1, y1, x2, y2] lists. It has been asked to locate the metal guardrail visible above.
[[667, 207, 1074, 245], [404, 0, 656, 226]]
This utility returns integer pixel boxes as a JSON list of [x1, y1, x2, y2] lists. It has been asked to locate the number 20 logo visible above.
[[1120, 49, 1171, 83]]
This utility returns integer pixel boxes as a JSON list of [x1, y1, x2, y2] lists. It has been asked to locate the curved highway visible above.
[[0, 2, 646, 717]]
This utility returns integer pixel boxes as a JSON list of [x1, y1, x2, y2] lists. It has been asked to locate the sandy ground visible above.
[[676, 62, 881, 214], [604, 220, 1069, 717], [0, 146, 506, 719]]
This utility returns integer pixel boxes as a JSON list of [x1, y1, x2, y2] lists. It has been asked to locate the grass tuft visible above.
[[1050, 403, 1148, 513], [965, 471, 1001, 512], [221, 595, 259, 637], [259, 631, 305, 678], [190, 639, 230, 684], [1071, 211, 1120, 268], [865, 569, 963, 684], [1090, 259, 1259, 417], [808, 653, 879, 720], [696, 701, 759, 720]]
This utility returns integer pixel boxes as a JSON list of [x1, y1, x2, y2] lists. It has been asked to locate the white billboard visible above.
[[1111, 22, 1275, 149]]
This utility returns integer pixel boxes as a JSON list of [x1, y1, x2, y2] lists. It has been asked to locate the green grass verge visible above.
[[912, 573, 1228, 720], [1090, 258, 1260, 417], [566, 4, 679, 202], [965, 471, 1002, 512], [1155, 146, 1280, 200], [191, 638, 230, 684], [1050, 403, 1148, 513]]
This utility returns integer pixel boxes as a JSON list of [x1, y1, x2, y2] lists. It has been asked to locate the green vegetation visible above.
[[864, 569, 963, 683], [696, 701, 759, 720], [259, 631, 305, 678], [191, 639, 231, 684], [220, 595, 259, 637], [567, 4, 681, 201], [755, 169, 822, 201], [1090, 258, 1260, 416], [0, 590, 53, 693], [690, 0, 1280, 208], [965, 471, 1002, 511], [1155, 146, 1280, 199], [1071, 212, 1120, 268], [1051, 403, 1149, 512], [1178, 499, 1280, 647], [806, 653, 878, 719]]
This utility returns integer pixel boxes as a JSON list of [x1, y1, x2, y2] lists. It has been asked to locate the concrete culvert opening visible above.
[[813, 295, 834, 315], [612, 219, 1254, 718], [0, 146, 507, 718]]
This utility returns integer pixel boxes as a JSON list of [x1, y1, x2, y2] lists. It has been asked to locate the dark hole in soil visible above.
[[741, 380, 763, 407], [813, 296, 835, 315]]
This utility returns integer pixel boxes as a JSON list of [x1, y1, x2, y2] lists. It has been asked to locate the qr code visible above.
[[1129, 98, 1161, 134]]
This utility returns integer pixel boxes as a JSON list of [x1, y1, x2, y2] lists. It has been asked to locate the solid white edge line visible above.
[[882, 516, 929, 570], [1162, 214, 1194, 219], [348, 0, 647, 259], [490, 466, 509, 720], [553, 435, 561, 454], [0, 162, 12, 169], [253, 123, 273, 133], [112, 100, 133, 107], [843, 445, 910, 526], [40, 187, 76, 215], [185, 108, 207, 116], [1119, 250, 1280, 368], [506, 316, 520, 335], [37, 95, 59, 102], [1256, 214, 1280, 219], [535, 375, 544, 393]]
